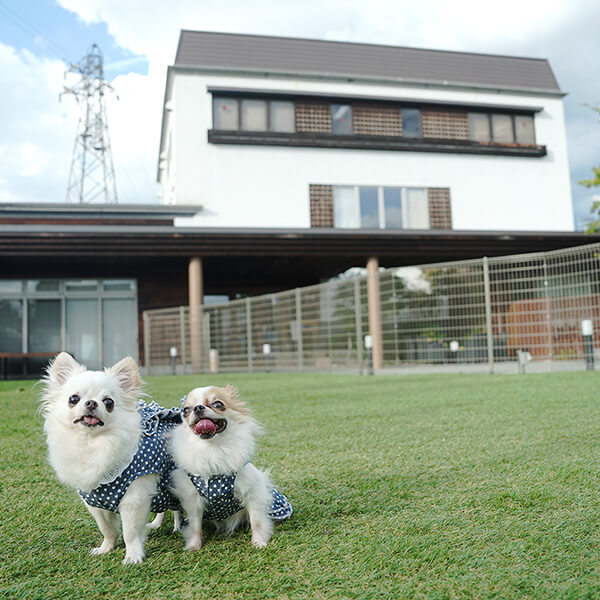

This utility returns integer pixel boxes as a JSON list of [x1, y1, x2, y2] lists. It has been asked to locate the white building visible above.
[[158, 30, 574, 233]]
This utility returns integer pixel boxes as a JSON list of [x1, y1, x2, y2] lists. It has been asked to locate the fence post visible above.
[[179, 306, 186, 374], [354, 277, 363, 374], [143, 312, 151, 372], [246, 297, 253, 373], [295, 288, 304, 372], [483, 256, 494, 374]]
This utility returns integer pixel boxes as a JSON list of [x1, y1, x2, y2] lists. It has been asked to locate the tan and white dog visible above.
[[169, 385, 292, 550]]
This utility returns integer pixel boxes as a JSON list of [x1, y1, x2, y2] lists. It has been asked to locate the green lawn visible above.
[[2, 371, 600, 599]]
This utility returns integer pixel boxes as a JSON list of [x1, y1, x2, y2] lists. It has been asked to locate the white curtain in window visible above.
[[333, 186, 359, 228], [406, 188, 429, 229]]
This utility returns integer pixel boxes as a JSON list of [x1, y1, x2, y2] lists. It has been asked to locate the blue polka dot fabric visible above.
[[78, 401, 182, 514], [187, 470, 293, 522]]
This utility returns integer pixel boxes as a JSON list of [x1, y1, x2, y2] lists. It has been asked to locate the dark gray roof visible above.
[[174, 30, 562, 94]]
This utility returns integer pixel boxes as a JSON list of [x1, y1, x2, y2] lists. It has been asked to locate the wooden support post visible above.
[[366, 256, 383, 371], [189, 257, 204, 372]]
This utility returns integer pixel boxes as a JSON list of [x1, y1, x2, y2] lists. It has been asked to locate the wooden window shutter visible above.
[[422, 110, 469, 139], [353, 104, 403, 136], [428, 188, 452, 229], [309, 185, 334, 227], [296, 102, 332, 133]]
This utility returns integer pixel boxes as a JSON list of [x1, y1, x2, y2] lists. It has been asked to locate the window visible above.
[[359, 187, 379, 228], [333, 186, 358, 228], [332, 104, 352, 134], [270, 101, 295, 132], [491, 114, 514, 143], [515, 115, 535, 144], [469, 112, 535, 144], [333, 186, 429, 229], [213, 97, 295, 132], [405, 189, 430, 229], [402, 108, 421, 137], [0, 279, 138, 372], [468, 113, 491, 142], [213, 97, 239, 130], [383, 188, 403, 229], [241, 99, 267, 131]]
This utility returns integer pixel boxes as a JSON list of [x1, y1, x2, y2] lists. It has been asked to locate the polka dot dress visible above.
[[187, 471, 293, 522], [78, 401, 182, 514]]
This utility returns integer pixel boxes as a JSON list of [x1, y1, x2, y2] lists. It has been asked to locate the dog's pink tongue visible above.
[[194, 419, 216, 436], [83, 415, 100, 426]]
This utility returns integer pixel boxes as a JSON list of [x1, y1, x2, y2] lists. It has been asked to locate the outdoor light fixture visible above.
[[364, 335, 373, 376], [169, 346, 177, 375], [581, 319, 594, 370], [262, 344, 271, 373]]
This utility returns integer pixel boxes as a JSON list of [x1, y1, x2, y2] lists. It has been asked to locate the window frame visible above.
[[333, 185, 429, 230], [213, 96, 296, 133], [469, 111, 535, 145]]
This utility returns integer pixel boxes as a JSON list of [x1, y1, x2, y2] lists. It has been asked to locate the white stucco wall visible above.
[[159, 71, 574, 232]]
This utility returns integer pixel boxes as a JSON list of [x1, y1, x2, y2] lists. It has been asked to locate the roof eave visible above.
[[170, 64, 567, 97]]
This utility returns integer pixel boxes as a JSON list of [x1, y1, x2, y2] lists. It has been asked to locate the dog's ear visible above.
[[46, 352, 83, 386], [106, 357, 143, 396], [224, 384, 239, 401]]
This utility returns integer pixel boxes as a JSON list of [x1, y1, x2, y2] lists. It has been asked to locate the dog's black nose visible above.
[[193, 405, 205, 414], [85, 399, 98, 411]]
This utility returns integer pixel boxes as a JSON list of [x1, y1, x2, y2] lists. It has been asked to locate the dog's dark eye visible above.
[[68, 394, 80, 407], [211, 400, 225, 411], [103, 397, 114, 412], [182, 406, 192, 417]]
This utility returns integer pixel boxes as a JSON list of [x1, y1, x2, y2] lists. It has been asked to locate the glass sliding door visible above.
[[0, 299, 23, 352], [102, 298, 138, 367], [66, 299, 99, 369]]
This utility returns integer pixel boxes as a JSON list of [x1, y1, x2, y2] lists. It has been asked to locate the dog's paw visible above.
[[90, 540, 115, 555], [122, 551, 145, 565], [184, 536, 202, 551], [251, 535, 269, 549], [146, 522, 160, 530]]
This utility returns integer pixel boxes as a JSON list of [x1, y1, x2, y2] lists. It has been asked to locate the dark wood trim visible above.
[[0, 218, 173, 226], [208, 130, 547, 157], [208, 87, 543, 114], [0, 228, 594, 259]]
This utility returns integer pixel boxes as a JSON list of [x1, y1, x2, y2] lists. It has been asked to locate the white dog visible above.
[[169, 385, 292, 550], [40, 352, 180, 564]]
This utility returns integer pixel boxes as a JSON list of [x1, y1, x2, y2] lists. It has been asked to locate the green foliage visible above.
[[580, 106, 600, 232], [2, 372, 600, 599]]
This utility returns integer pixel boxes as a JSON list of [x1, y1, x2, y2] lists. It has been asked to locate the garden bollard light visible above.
[[169, 346, 178, 375], [364, 335, 373, 375], [581, 319, 594, 371]]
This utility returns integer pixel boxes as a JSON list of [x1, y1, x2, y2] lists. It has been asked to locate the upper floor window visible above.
[[241, 99, 267, 131], [333, 186, 429, 229], [331, 104, 352, 134], [213, 97, 295, 132], [270, 101, 295, 132], [402, 108, 421, 138], [469, 112, 535, 144], [213, 97, 239, 130]]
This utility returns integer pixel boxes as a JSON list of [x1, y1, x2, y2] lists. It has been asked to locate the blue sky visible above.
[[0, 0, 598, 229], [0, 0, 148, 76]]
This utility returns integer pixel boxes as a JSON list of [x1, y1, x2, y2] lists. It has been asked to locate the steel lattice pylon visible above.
[[63, 44, 118, 204]]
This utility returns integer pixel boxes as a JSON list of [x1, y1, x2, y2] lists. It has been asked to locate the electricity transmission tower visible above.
[[62, 44, 118, 204]]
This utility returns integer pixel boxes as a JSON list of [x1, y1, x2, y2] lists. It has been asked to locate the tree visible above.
[[580, 106, 600, 232]]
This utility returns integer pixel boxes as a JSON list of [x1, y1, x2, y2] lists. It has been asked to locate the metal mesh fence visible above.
[[144, 242, 600, 374]]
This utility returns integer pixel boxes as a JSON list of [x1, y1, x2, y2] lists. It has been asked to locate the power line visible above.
[[0, 1, 72, 64]]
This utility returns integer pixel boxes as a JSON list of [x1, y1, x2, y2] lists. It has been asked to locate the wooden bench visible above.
[[0, 352, 58, 380]]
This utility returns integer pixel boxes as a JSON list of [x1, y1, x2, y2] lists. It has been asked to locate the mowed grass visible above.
[[2, 371, 600, 599]]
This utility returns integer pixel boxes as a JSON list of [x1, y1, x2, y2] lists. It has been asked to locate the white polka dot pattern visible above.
[[78, 401, 182, 514], [187, 470, 293, 522]]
